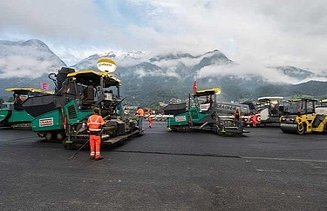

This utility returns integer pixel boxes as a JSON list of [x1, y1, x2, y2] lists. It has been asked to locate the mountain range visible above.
[[0, 39, 326, 105]]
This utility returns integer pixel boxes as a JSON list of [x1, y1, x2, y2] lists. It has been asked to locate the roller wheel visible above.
[[297, 123, 306, 135], [281, 128, 287, 133]]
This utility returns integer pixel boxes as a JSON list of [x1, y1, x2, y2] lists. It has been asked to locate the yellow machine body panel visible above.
[[295, 113, 326, 133]]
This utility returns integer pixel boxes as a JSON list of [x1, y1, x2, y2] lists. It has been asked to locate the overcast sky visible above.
[[0, 0, 326, 70]]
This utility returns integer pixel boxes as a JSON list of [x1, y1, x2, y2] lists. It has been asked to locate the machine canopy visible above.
[[289, 97, 317, 102], [67, 70, 121, 87], [257, 96, 283, 102], [5, 88, 54, 95], [286, 98, 317, 114], [194, 88, 221, 97]]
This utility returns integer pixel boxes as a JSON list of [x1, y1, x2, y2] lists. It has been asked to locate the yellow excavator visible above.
[[280, 98, 327, 134]]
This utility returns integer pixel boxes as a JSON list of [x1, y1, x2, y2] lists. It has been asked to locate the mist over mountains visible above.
[[0, 39, 326, 104], [0, 39, 66, 78], [0, 39, 65, 99]]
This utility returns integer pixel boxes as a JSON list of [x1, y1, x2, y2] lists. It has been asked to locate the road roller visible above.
[[280, 98, 327, 134]]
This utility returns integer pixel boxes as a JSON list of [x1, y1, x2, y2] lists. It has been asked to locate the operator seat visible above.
[[14, 94, 25, 110], [82, 85, 95, 108]]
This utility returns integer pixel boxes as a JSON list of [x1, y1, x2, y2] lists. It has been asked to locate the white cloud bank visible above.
[[197, 63, 302, 84], [0, 0, 326, 76], [0, 40, 65, 79]]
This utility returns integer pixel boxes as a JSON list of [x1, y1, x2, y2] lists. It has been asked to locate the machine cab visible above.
[[0, 88, 53, 127], [4, 88, 53, 111], [65, 70, 121, 114], [320, 99, 327, 107], [256, 96, 288, 125], [284, 98, 316, 115], [257, 97, 286, 117], [193, 88, 221, 113], [316, 99, 327, 115]]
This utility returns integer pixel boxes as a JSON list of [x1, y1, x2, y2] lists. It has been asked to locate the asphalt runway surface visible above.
[[0, 122, 326, 210]]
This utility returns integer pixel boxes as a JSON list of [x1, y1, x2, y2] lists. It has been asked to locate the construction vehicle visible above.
[[256, 97, 287, 126], [280, 98, 327, 134], [319, 99, 327, 107], [216, 102, 252, 127], [0, 88, 53, 128], [22, 67, 76, 140], [23, 59, 141, 148], [165, 88, 244, 135], [316, 99, 327, 114]]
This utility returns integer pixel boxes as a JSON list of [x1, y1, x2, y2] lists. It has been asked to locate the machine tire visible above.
[[56, 132, 65, 141], [64, 143, 74, 150], [36, 132, 45, 138], [297, 123, 306, 135], [45, 132, 53, 141], [215, 124, 225, 135], [168, 126, 177, 132]]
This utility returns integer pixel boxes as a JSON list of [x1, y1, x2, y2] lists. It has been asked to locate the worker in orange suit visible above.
[[136, 107, 145, 130], [148, 112, 153, 128], [87, 107, 105, 160], [250, 113, 257, 127], [253, 114, 258, 127]]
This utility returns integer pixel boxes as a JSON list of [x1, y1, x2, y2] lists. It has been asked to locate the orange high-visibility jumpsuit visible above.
[[87, 114, 105, 159], [148, 115, 153, 128], [250, 114, 257, 127]]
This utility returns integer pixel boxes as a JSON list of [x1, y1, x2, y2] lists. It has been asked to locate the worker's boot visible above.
[[95, 155, 103, 161], [90, 152, 95, 160]]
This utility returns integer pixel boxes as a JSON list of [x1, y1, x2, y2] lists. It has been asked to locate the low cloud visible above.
[[195, 62, 303, 84], [0, 55, 57, 79], [134, 67, 179, 78], [0, 41, 64, 79]]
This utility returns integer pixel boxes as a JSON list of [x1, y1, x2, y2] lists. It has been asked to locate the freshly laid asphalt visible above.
[[0, 122, 326, 210]]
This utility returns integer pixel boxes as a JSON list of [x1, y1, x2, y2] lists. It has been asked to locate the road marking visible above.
[[256, 169, 281, 173], [112, 150, 241, 158], [243, 156, 327, 163], [112, 150, 327, 163]]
